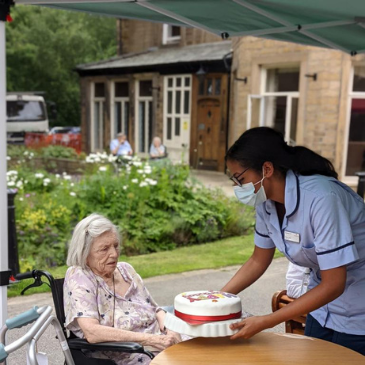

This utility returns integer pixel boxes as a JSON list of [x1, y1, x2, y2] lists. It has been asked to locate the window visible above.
[[344, 66, 365, 177], [247, 67, 300, 145], [136, 80, 153, 153], [198, 77, 222, 96], [164, 75, 191, 151], [162, 24, 181, 45], [92, 82, 105, 151], [113, 81, 129, 138]]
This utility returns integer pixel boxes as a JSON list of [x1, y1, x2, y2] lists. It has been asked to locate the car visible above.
[[49, 126, 81, 135]]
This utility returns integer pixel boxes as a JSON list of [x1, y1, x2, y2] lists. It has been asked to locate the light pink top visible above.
[[64, 262, 161, 365]]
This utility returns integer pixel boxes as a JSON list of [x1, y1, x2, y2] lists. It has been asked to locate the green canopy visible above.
[[15, 0, 365, 55]]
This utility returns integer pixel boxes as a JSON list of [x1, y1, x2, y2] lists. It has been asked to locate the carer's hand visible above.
[[230, 316, 268, 340]]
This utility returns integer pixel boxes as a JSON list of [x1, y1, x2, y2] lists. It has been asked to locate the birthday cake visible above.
[[174, 290, 242, 325]]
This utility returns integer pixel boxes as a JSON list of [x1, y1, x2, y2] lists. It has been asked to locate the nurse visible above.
[[222, 127, 365, 355]]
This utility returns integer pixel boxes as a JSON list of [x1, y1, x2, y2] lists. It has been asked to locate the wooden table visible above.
[[151, 332, 365, 365]]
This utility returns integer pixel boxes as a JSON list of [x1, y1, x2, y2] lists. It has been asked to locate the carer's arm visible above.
[[230, 265, 346, 339], [221, 246, 275, 294]]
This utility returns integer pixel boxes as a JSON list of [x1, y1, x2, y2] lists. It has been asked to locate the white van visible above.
[[6, 93, 49, 144]]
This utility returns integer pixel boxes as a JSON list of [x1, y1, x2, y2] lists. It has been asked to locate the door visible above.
[[191, 74, 228, 171], [163, 75, 191, 163], [196, 98, 221, 170]]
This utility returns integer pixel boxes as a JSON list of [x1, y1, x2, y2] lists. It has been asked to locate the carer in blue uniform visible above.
[[222, 127, 365, 355]]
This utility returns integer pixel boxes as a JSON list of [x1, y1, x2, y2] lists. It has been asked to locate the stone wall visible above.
[[229, 36, 365, 179], [117, 19, 221, 55]]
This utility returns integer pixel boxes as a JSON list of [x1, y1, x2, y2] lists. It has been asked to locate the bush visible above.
[[11, 154, 255, 268]]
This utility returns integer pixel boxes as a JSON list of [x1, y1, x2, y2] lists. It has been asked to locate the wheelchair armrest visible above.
[[68, 338, 143, 352]]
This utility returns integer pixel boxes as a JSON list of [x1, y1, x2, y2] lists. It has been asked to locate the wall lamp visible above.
[[305, 73, 317, 81], [235, 77, 248, 84], [196, 65, 207, 83]]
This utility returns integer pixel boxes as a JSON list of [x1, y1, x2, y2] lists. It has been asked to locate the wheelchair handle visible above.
[[6, 307, 40, 329], [15, 271, 35, 280]]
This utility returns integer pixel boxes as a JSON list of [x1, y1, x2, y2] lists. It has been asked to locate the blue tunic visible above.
[[255, 170, 365, 335]]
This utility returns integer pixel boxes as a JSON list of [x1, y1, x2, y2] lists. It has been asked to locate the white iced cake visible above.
[[174, 290, 242, 325]]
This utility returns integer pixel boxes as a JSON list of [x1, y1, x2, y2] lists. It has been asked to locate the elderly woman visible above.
[[64, 213, 181, 365], [149, 137, 166, 159]]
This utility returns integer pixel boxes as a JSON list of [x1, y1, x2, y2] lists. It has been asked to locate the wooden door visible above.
[[196, 98, 221, 170], [190, 74, 228, 171]]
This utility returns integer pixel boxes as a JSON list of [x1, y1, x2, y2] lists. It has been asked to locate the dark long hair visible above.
[[225, 127, 338, 179]]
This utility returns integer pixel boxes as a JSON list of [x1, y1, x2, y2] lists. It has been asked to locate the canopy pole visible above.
[[234, 20, 355, 38], [233, 0, 351, 54], [0, 20, 9, 327], [137, 0, 219, 36]]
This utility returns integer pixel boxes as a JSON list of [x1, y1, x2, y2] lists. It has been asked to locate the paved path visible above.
[[5, 257, 288, 364]]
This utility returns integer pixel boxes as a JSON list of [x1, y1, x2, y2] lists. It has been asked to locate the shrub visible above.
[[12, 154, 255, 268]]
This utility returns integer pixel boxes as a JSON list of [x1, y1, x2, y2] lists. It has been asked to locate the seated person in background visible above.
[[286, 262, 310, 299], [64, 213, 181, 365], [149, 137, 166, 159], [110, 133, 133, 156]]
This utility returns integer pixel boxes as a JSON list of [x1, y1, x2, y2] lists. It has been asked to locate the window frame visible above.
[[162, 24, 181, 45], [342, 66, 365, 183], [257, 67, 300, 145], [111, 81, 130, 139], [91, 82, 105, 152], [135, 79, 153, 155], [163, 75, 192, 148]]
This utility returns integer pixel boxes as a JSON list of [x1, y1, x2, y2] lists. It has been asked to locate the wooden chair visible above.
[[271, 290, 307, 335]]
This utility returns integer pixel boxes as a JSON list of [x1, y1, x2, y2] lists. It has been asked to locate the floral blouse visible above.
[[64, 262, 162, 365]]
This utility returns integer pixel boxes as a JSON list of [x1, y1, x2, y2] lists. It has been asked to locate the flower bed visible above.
[[7, 147, 255, 271]]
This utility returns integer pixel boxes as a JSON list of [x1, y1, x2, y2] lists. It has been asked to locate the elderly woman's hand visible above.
[[148, 330, 181, 351]]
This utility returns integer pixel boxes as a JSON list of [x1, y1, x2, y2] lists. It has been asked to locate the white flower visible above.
[[108, 155, 118, 162], [7, 171, 18, 176], [16, 181, 23, 188], [133, 161, 142, 167], [24, 180, 28, 184], [23, 151, 29, 155], [131, 178, 138, 184], [63, 175, 72, 180], [19, 197, 23, 201], [122, 155, 132, 160], [35, 173, 44, 179], [99, 166, 107, 172], [148, 179, 157, 186], [123, 185, 128, 190], [6, 156, 10, 161], [70, 192, 76, 197], [70, 183, 74, 187], [94, 157, 101, 163], [43, 178, 51, 184], [137, 169, 144, 174], [55, 174, 60, 178], [139, 182, 148, 187], [62, 172, 67, 176], [7, 181, 15, 186]]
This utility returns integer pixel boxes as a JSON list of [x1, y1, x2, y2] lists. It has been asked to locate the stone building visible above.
[[76, 20, 365, 186]]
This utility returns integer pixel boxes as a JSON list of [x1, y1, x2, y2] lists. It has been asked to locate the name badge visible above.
[[284, 231, 300, 243]]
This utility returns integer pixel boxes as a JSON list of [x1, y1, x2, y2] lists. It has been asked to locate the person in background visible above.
[[64, 214, 181, 365], [149, 137, 166, 159], [110, 133, 133, 156], [286, 262, 310, 299]]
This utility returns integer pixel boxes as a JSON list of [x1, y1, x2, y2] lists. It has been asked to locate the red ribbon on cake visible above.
[[175, 310, 242, 325]]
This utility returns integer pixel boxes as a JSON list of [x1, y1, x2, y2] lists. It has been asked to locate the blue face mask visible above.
[[233, 169, 266, 208]]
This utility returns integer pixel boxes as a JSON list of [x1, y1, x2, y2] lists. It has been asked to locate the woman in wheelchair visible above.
[[64, 213, 181, 365]]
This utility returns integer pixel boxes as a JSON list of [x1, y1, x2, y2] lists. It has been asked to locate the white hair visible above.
[[153, 136, 161, 145], [66, 213, 120, 269]]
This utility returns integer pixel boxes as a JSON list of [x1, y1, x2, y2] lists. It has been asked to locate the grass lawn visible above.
[[8, 232, 283, 297]]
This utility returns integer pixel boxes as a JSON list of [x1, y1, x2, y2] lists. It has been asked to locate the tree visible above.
[[6, 5, 117, 127]]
